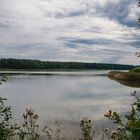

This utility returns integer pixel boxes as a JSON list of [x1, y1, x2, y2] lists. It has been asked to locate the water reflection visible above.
[[0, 71, 138, 129], [108, 76, 140, 88]]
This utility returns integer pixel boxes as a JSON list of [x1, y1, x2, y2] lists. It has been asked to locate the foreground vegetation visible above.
[[0, 58, 134, 70], [1, 92, 140, 140]]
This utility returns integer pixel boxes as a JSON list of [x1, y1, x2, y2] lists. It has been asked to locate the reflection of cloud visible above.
[[0, 74, 134, 121], [0, 0, 140, 64]]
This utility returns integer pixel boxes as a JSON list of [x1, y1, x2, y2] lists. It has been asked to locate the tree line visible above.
[[0, 58, 134, 70]]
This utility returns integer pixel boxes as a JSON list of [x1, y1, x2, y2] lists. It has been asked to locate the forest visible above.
[[0, 58, 134, 70]]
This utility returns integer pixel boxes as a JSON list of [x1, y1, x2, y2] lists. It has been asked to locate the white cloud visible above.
[[0, 0, 139, 64]]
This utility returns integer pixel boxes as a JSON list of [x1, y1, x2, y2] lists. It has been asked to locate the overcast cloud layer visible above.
[[0, 0, 140, 64]]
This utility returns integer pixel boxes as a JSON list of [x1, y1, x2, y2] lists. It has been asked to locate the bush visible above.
[[104, 91, 140, 140], [129, 67, 140, 73], [0, 97, 13, 140]]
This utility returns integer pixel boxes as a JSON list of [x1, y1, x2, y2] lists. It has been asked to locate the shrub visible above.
[[129, 67, 140, 73], [104, 91, 140, 140], [16, 108, 40, 140], [0, 97, 13, 140]]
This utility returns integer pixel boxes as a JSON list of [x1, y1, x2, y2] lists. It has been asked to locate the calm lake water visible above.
[[0, 70, 139, 128]]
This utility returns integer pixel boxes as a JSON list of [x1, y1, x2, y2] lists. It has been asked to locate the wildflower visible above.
[[26, 108, 35, 116], [42, 126, 48, 132], [104, 128, 108, 132], [111, 130, 118, 139], [80, 118, 93, 140], [22, 124, 26, 127], [23, 113, 27, 119], [33, 114, 39, 120], [36, 124, 39, 128], [104, 110, 112, 118]]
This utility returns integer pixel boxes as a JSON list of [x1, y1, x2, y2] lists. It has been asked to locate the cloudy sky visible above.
[[0, 0, 140, 64]]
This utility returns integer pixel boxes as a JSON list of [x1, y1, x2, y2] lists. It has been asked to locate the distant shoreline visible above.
[[0, 58, 134, 70]]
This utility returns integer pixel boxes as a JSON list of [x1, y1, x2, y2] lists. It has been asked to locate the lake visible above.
[[0, 70, 139, 133]]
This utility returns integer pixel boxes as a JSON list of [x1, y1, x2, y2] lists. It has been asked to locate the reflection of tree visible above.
[[108, 76, 140, 88]]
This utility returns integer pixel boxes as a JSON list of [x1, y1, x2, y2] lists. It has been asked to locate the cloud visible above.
[[0, 0, 139, 64], [94, 0, 140, 27]]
